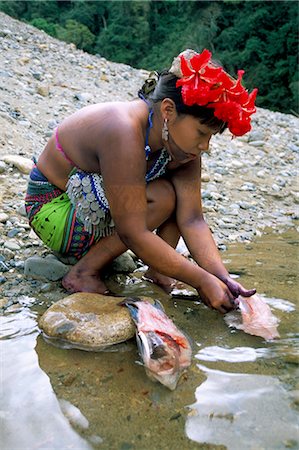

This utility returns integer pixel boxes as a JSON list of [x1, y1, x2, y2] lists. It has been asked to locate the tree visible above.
[[56, 19, 95, 53]]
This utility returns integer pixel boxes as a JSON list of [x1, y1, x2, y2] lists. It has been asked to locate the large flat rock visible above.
[[39, 293, 151, 351]]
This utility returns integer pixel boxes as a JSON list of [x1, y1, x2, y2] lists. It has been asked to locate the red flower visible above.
[[175, 49, 258, 136]]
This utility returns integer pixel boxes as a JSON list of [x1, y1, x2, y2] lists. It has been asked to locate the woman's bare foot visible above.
[[62, 268, 109, 294], [143, 268, 176, 294]]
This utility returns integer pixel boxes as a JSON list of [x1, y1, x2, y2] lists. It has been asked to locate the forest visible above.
[[0, 0, 297, 114]]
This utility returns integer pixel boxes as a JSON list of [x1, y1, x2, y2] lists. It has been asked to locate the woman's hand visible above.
[[219, 275, 256, 299], [196, 273, 238, 314]]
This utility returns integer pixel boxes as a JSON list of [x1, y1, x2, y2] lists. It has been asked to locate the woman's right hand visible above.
[[196, 273, 237, 314]]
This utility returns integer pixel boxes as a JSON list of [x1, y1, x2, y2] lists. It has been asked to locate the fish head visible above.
[[136, 330, 184, 390]]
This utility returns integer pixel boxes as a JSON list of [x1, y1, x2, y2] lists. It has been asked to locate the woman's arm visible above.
[[171, 156, 255, 300], [99, 120, 236, 312]]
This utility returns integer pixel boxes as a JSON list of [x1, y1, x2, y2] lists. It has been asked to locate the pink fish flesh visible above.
[[123, 298, 192, 390], [236, 294, 280, 340]]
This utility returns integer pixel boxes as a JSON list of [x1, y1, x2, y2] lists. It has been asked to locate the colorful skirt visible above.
[[25, 166, 114, 259]]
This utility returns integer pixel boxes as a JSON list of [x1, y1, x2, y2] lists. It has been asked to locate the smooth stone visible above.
[[248, 130, 265, 142], [201, 173, 210, 182], [17, 204, 27, 217], [74, 92, 93, 102], [214, 173, 223, 183], [4, 241, 21, 251], [36, 84, 50, 96], [2, 155, 33, 174], [14, 260, 25, 270], [47, 119, 58, 129], [24, 255, 69, 281], [249, 140, 266, 147], [7, 228, 22, 238], [110, 252, 137, 273], [0, 261, 9, 272], [0, 213, 9, 223], [0, 161, 7, 173], [39, 293, 153, 350]]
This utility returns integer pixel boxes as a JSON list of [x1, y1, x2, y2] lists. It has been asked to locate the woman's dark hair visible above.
[[139, 71, 227, 133]]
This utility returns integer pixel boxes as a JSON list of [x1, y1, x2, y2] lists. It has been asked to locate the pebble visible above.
[[0, 161, 7, 173], [4, 241, 21, 251], [214, 173, 223, 183], [0, 261, 9, 272], [24, 255, 70, 281], [7, 228, 22, 238], [1, 155, 33, 174], [0, 213, 9, 223], [36, 84, 49, 96]]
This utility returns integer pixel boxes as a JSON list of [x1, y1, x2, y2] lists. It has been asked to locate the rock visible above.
[[74, 92, 93, 102], [201, 173, 210, 182], [36, 84, 50, 97], [248, 140, 266, 147], [17, 204, 27, 217], [0, 161, 7, 173], [47, 119, 58, 129], [248, 130, 265, 142], [2, 155, 33, 174], [7, 228, 22, 238], [110, 252, 137, 273], [24, 255, 69, 281], [38, 292, 148, 350], [0, 261, 9, 272], [4, 240, 21, 251], [0, 213, 9, 223], [214, 173, 223, 183]]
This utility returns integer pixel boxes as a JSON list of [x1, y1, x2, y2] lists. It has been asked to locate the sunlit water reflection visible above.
[[186, 365, 299, 450], [1, 229, 298, 449]]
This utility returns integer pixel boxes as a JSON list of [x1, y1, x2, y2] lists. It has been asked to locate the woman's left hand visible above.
[[220, 276, 256, 299]]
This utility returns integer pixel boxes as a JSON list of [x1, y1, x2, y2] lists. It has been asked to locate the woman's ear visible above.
[[160, 98, 178, 121]]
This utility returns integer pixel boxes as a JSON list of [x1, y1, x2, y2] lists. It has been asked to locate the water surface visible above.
[[1, 229, 298, 450]]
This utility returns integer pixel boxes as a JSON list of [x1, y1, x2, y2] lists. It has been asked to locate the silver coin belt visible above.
[[66, 171, 115, 236]]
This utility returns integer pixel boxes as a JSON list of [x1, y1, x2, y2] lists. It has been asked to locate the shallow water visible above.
[[1, 229, 298, 450]]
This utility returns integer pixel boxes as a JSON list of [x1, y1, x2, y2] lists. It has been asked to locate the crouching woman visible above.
[[25, 48, 258, 314]]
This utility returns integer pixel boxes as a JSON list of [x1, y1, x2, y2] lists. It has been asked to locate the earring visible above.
[[162, 119, 169, 141]]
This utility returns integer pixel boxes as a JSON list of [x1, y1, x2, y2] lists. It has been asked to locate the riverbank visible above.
[[0, 12, 298, 304]]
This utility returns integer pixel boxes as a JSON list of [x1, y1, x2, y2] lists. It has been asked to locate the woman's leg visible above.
[[62, 179, 177, 293], [144, 215, 181, 292]]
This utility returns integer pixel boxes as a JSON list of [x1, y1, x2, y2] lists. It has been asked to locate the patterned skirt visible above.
[[25, 166, 114, 259]]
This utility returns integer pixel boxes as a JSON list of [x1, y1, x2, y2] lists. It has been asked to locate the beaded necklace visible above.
[[144, 108, 171, 183]]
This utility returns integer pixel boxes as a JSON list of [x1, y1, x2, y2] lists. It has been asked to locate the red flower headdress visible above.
[[171, 49, 258, 136]]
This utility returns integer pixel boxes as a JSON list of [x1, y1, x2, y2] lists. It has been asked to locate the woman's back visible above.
[[37, 100, 149, 190]]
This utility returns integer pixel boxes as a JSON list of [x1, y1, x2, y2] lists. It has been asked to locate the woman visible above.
[[25, 49, 258, 313]]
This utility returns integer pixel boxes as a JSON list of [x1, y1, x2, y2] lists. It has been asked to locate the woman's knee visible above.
[[147, 179, 176, 215]]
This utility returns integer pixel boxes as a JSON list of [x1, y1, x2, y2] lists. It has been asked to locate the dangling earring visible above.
[[162, 118, 169, 141]]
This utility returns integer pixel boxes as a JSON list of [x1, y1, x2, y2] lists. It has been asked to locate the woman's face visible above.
[[164, 114, 219, 166]]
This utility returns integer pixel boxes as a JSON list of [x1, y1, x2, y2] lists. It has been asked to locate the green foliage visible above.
[[56, 19, 95, 53], [29, 18, 57, 37], [0, 0, 297, 113]]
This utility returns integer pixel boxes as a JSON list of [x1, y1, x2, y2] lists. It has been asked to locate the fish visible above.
[[122, 297, 192, 390], [231, 294, 280, 340]]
